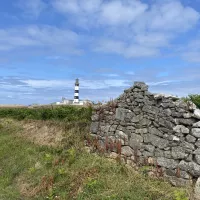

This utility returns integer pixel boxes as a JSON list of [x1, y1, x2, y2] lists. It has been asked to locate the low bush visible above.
[[188, 94, 200, 109], [0, 105, 92, 122], [182, 94, 200, 109]]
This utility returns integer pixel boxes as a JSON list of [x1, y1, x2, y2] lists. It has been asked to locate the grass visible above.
[[0, 119, 189, 200]]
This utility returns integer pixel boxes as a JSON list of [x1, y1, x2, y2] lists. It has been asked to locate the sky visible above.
[[0, 0, 200, 105]]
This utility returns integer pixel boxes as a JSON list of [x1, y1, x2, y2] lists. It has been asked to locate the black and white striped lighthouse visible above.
[[73, 78, 79, 104]]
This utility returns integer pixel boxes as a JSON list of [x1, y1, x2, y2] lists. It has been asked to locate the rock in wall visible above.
[[90, 82, 200, 186]]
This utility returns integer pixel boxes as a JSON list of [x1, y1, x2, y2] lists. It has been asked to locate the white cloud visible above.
[[134, 33, 173, 47], [100, 0, 148, 25], [145, 1, 200, 32], [52, 0, 199, 31], [52, 0, 200, 58], [180, 37, 200, 62], [3, 0, 199, 60], [94, 39, 159, 58], [20, 79, 129, 90], [182, 51, 200, 62], [147, 80, 181, 86], [52, 0, 102, 14], [17, 0, 47, 18], [0, 25, 81, 54]]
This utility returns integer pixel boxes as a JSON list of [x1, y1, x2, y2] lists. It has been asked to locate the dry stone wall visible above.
[[90, 82, 200, 186]]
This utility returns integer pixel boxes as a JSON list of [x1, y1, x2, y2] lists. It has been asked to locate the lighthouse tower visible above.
[[73, 78, 79, 104]]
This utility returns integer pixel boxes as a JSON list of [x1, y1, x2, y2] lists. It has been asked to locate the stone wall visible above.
[[90, 82, 200, 186]]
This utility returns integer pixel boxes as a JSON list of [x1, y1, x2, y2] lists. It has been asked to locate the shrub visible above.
[[0, 106, 92, 122], [188, 94, 200, 109]]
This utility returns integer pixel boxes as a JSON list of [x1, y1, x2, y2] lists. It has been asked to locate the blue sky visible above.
[[0, 0, 200, 105]]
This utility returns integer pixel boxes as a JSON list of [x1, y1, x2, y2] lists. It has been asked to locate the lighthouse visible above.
[[73, 78, 79, 104]]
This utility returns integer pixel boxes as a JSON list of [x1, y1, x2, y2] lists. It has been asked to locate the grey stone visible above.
[[196, 139, 200, 147], [175, 100, 188, 109], [164, 150, 171, 158], [193, 121, 200, 128], [194, 148, 200, 155], [172, 136, 180, 142], [186, 134, 196, 143], [100, 125, 110, 133], [172, 112, 183, 118], [91, 114, 99, 121], [143, 134, 151, 143], [142, 105, 159, 115], [129, 134, 143, 148], [131, 114, 143, 123], [182, 141, 195, 150], [115, 108, 126, 121], [194, 109, 200, 119], [158, 118, 174, 129], [155, 149, 164, 157], [150, 135, 169, 149], [179, 160, 191, 172], [171, 147, 187, 159], [139, 118, 151, 126], [188, 101, 197, 111], [180, 171, 190, 179], [190, 162, 200, 177], [194, 177, 200, 200], [157, 157, 178, 169], [173, 125, 189, 134], [165, 109, 172, 116], [121, 146, 134, 157], [125, 112, 135, 120], [166, 176, 192, 187], [165, 169, 176, 176], [179, 161, 200, 177], [185, 154, 193, 162], [183, 113, 193, 118], [176, 118, 196, 126], [135, 128, 148, 134], [117, 125, 124, 131], [144, 145, 155, 153], [143, 151, 154, 157], [116, 130, 128, 141], [133, 82, 148, 91], [160, 103, 174, 108], [90, 122, 99, 133], [109, 125, 118, 132], [192, 128, 200, 138], [158, 127, 173, 134], [149, 127, 163, 137], [126, 126, 135, 131], [166, 168, 190, 180], [195, 155, 200, 165]]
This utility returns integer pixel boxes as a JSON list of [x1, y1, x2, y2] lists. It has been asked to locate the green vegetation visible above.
[[0, 105, 92, 122], [182, 94, 200, 109], [0, 119, 189, 200], [187, 94, 200, 109]]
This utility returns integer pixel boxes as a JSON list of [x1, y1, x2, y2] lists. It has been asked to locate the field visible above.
[[0, 106, 190, 200]]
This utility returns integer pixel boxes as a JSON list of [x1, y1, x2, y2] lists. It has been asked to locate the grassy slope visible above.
[[0, 119, 188, 200]]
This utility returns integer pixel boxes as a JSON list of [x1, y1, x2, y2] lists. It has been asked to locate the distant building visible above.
[[56, 79, 93, 105]]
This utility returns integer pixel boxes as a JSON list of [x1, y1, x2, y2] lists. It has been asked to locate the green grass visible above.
[[0, 105, 92, 122], [0, 119, 189, 200]]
